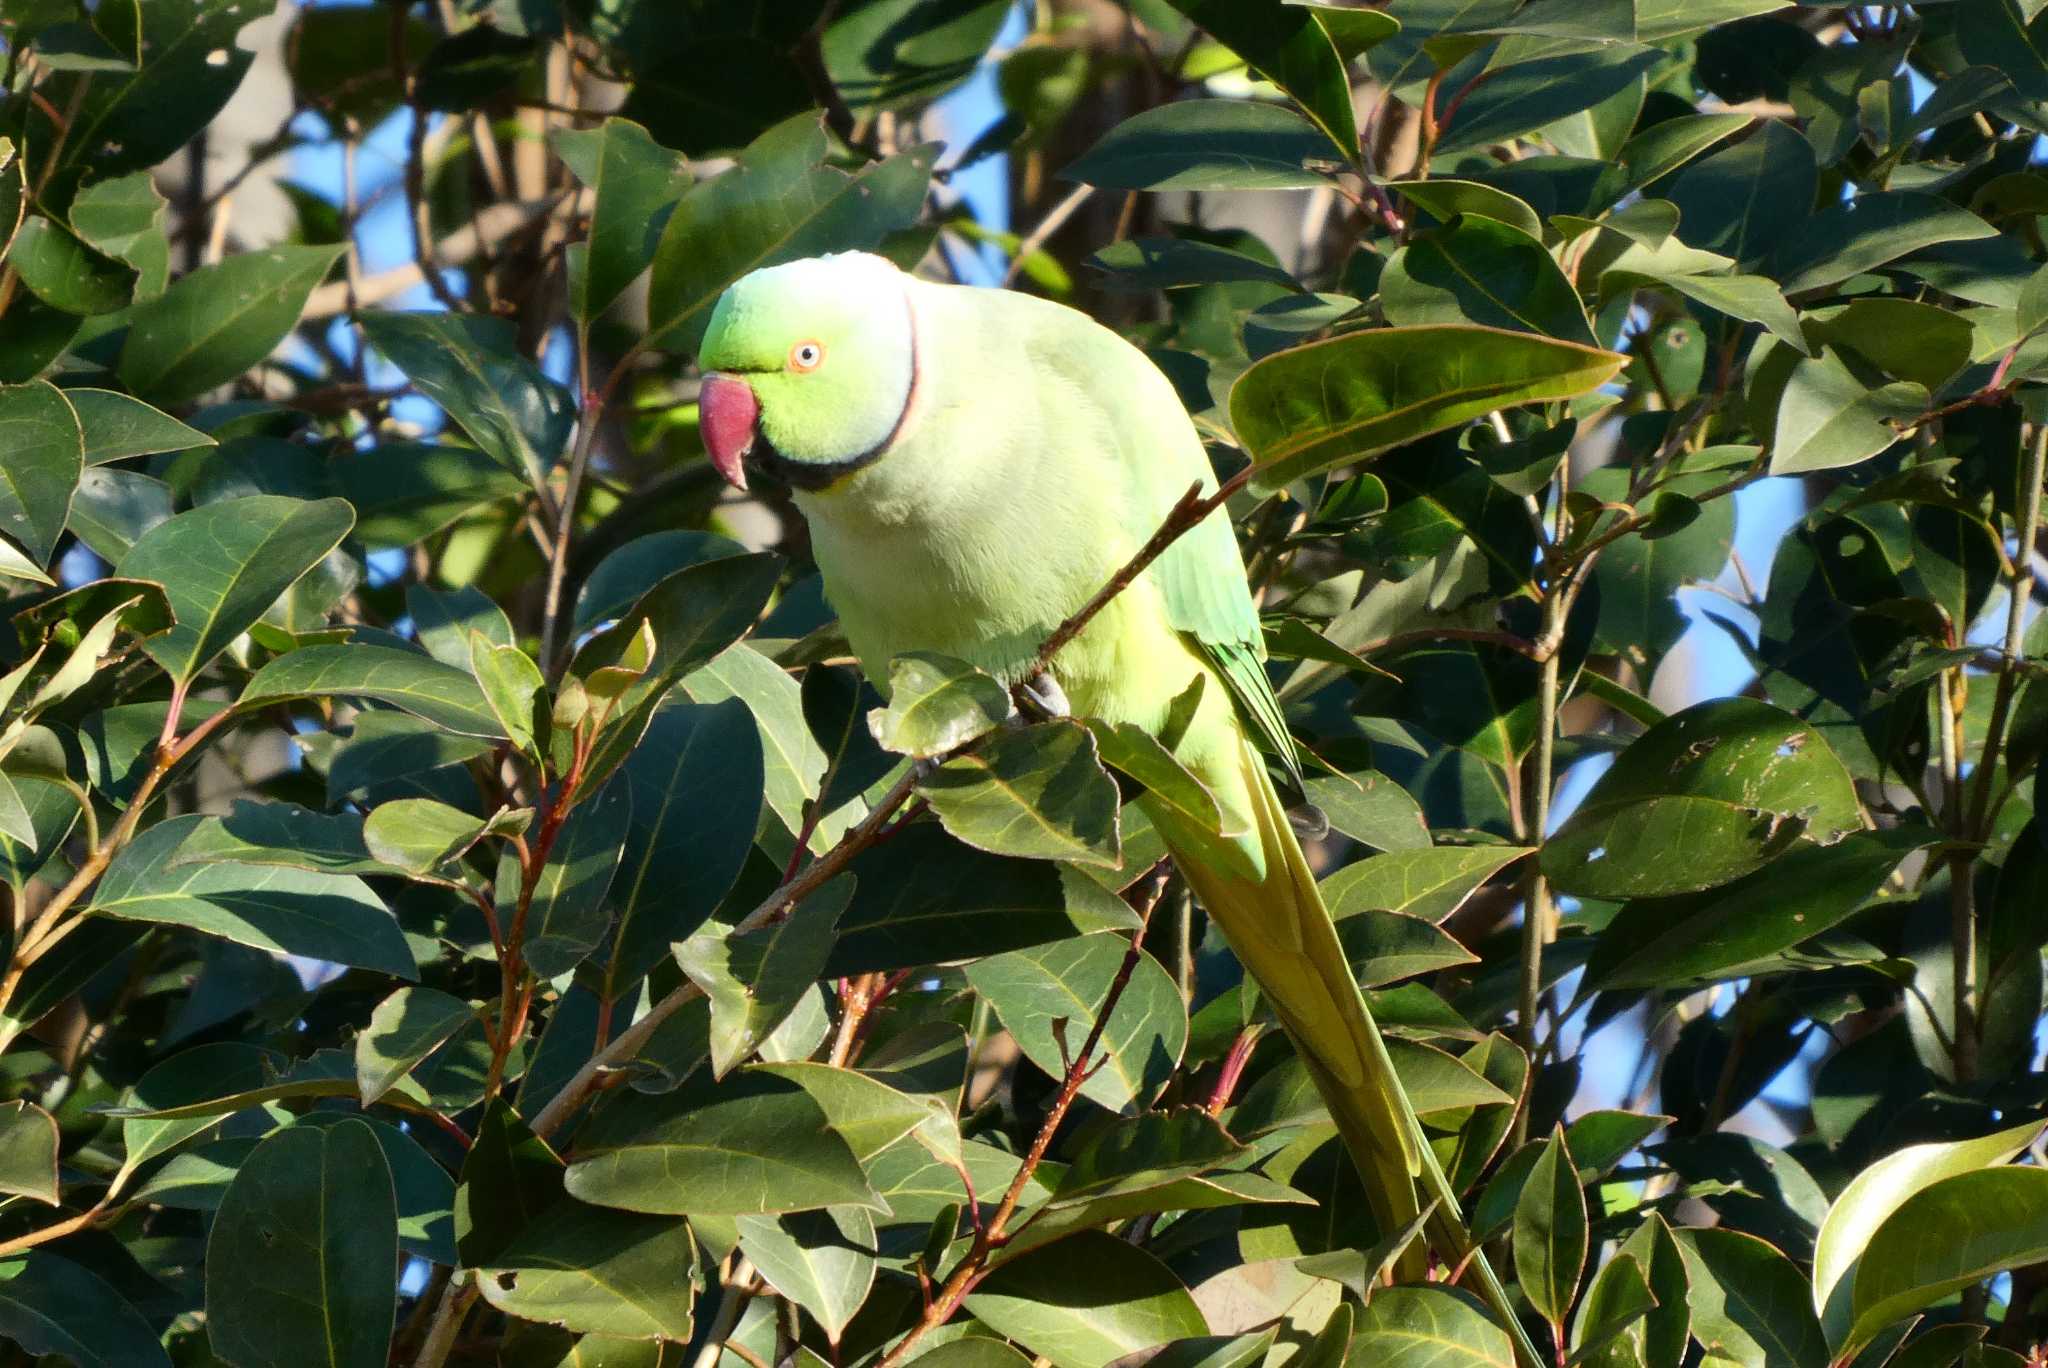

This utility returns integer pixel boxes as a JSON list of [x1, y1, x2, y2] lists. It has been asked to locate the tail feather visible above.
[[1154, 733, 1539, 1364]]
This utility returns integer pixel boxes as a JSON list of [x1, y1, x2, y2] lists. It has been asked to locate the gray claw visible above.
[[1018, 670, 1072, 720]]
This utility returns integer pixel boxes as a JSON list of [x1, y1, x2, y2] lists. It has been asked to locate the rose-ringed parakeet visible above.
[[696, 251, 1498, 1296]]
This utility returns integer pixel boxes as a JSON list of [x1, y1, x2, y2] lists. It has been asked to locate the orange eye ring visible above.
[[789, 340, 826, 372]]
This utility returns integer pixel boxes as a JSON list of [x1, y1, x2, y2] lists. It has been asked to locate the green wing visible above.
[[1155, 503, 1305, 790]]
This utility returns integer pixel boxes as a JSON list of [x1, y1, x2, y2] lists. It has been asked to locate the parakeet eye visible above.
[[789, 340, 825, 372]]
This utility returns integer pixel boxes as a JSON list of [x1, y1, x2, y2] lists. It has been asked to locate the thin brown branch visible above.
[[528, 765, 925, 1140], [876, 889, 1165, 1368]]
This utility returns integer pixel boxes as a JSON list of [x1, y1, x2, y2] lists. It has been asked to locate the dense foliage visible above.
[[0, 0, 2045, 1365]]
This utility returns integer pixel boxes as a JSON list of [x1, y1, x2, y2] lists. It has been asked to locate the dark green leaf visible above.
[[0, 380, 82, 566], [1666, 120, 1816, 266], [0, 1253, 170, 1368], [1064, 99, 1335, 191], [1516, 1126, 1589, 1328], [646, 115, 936, 352], [117, 493, 354, 685], [1164, 0, 1357, 161], [8, 215, 135, 314], [734, 1206, 876, 1344], [1675, 1228, 1827, 1368], [118, 244, 347, 402], [1542, 698, 1862, 899], [554, 117, 692, 321], [678, 875, 850, 1077], [206, 1119, 398, 1368], [0, 1100, 58, 1205], [92, 814, 416, 978], [566, 1069, 878, 1216], [356, 986, 477, 1106], [241, 643, 508, 738], [965, 932, 1187, 1109], [357, 311, 575, 488], [606, 700, 764, 995], [519, 778, 630, 979], [1383, 214, 1595, 344]]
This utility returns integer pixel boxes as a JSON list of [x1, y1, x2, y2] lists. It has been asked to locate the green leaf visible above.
[[478, 1198, 697, 1341], [1235, 1039, 1511, 1135], [1612, 1215, 1689, 1368], [1841, 1158, 2048, 1356], [1321, 845, 1531, 923], [1064, 99, 1335, 191], [1351, 1285, 1513, 1368], [734, 1206, 877, 1344], [1087, 717, 1223, 834], [1806, 300, 1974, 391], [118, 1042, 281, 1174], [8, 215, 135, 314], [1611, 112, 1753, 196], [751, 1061, 951, 1165], [1773, 193, 1995, 295], [1814, 1121, 2042, 1348], [207, 1119, 398, 1368], [679, 876, 850, 1077], [1089, 237, 1305, 294], [241, 642, 509, 738], [965, 932, 1188, 1110], [1164, 0, 1357, 162], [118, 243, 347, 402], [362, 797, 490, 874], [1615, 271, 1806, 355], [331, 441, 528, 546], [1569, 1253, 1658, 1368], [68, 466, 169, 561], [1676, 1228, 1828, 1368], [1383, 214, 1595, 344], [0, 1253, 170, 1368], [964, 1229, 1209, 1368], [1388, 178, 1543, 239], [827, 824, 1076, 975], [871, 651, 1014, 758], [1436, 47, 1663, 156], [68, 387, 205, 466], [1542, 698, 1862, 899], [553, 116, 692, 322], [1766, 346, 1926, 476], [1585, 828, 1937, 990], [458, 1101, 567, 1268], [646, 115, 936, 353], [920, 720, 1122, 868], [1517, 1126, 1589, 1329], [0, 380, 81, 567], [116, 493, 353, 685], [357, 311, 574, 488], [566, 1069, 878, 1216], [1231, 325, 1627, 493], [822, 0, 1010, 113], [0, 1100, 58, 1205], [515, 777, 630, 979], [682, 642, 841, 848], [92, 813, 416, 979], [575, 553, 784, 777], [574, 530, 747, 637], [69, 169, 170, 298], [1336, 908, 1479, 986], [1666, 120, 1816, 267], [356, 986, 477, 1107]]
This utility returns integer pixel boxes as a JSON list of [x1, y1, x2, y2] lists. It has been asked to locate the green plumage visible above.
[[700, 252, 1484, 1289]]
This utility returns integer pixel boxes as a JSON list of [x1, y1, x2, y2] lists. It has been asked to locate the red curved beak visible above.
[[699, 373, 760, 491]]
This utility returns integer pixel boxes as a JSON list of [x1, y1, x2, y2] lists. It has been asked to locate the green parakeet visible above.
[[697, 251, 1473, 1283]]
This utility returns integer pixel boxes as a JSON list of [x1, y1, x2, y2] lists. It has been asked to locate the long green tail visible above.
[[1153, 737, 1540, 1366]]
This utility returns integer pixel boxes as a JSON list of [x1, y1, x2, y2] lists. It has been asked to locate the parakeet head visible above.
[[697, 252, 917, 492]]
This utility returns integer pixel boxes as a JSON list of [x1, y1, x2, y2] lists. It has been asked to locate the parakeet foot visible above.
[[1016, 670, 1072, 720]]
